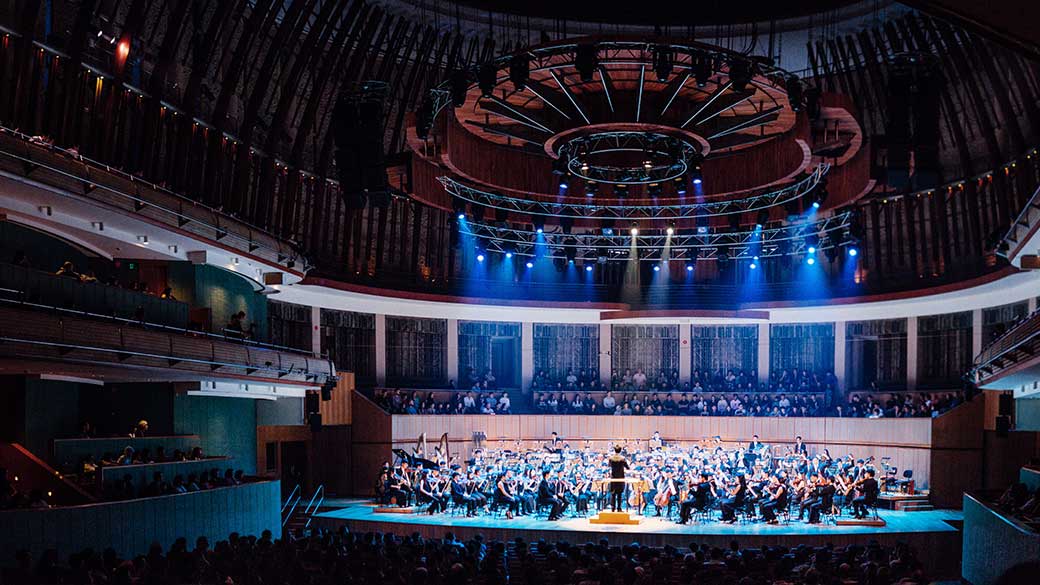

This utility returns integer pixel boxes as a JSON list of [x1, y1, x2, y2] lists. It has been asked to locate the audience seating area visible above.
[[0, 526, 936, 585], [962, 466, 1040, 585], [372, 388, 967, 418]]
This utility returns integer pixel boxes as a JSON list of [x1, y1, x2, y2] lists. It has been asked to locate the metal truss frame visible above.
[[442, 164, 829, 220]]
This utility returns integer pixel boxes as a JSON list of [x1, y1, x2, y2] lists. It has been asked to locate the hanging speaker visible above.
[[998, 393, 1013, 416]]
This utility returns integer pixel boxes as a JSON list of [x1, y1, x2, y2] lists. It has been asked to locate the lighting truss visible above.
[[560, 132, 700, 185], [461, 211, 852, 261], [441, 164, 829, 220]]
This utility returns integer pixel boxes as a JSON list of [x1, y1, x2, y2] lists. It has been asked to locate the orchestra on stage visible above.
[[375, 432, 882, 525]]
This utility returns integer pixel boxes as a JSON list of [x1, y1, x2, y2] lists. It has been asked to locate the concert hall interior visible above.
[[3, 0, 1040, 584]]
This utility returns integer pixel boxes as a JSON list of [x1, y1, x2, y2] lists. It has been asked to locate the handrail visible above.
[[302, 484, 325, 517], [281, 484, 301, 515], [997, 182, 1040, 259], [974, 309, 1040, 372], [0, 126, 302, 267]]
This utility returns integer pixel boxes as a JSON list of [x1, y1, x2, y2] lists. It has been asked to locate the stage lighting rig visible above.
[[450, 70, 469, 107], [478, 62, 497, 98], [693, 53, 712, 87], [728, 58, 753, 92], [509, 53, 530, 90], [787, 75, 804, 112], [652, 44, 673, 81]]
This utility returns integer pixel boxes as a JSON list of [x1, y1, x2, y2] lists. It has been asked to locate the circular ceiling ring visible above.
[[560, 131, 701, 185]]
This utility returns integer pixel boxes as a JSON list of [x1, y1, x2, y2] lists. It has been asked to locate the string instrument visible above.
[[654, 478, 676, 508]]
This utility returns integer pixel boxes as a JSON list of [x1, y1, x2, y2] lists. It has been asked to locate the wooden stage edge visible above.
[[313, 502, 964, 580]]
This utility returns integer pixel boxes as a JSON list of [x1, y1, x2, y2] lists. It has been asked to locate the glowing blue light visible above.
[[806, 257, 816, 265], [848, 247, 858, 257], [812, 201, 820, 209], [476, 254, 485, 262], [653, 265, 661, 272], [686, 265, 694, 272], [526, 261, 534, 268], [585, 265, 593, 272], [505, 252, 513, 259], [568, 259, 574, 264], [807, 246, 816, 254], [750, 262, 757, 270], [458, 213, 465, 220], [536, 228, 543, 234], [692, 178, 702, 185]]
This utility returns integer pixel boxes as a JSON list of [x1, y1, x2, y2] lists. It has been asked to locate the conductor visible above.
[[608, 445, 630, 512]]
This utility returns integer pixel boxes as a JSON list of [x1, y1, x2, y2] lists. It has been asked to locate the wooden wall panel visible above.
[[350, 392, 392, 495], [930, 398, 986, 508], [388, 414, 934, 487], [319, 373, 355, 426]]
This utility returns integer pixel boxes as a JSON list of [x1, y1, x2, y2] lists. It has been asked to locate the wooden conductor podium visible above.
[[590, 477, 646, 525]]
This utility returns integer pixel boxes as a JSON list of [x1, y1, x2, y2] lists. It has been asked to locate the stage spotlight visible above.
[[652, 45, 673, 81], [690, 154, 703, 184], [450, 70, 469, 107], [694, 54, 712, 87], [558, 174, 570, 191], [653, 264, 661, 272], [808, 246, 816, 254], [674, 176, 687, 195], [615, 184, 629, 198], [585, 265, 593, 272], [457, 212, 465, 220], [806, 256, 816, 265], [536, 227, 543, 234], [728, 58, 752, 92], [526, 261, 534, 268], [787, 75, 804, 112], [630, 226, 639, 236], [575, 44, 598, 82], [811, 183, 829, 209], [478, 62, 497, 98], [750, 261, 757, 270], [510, 53, 530, 90], [686, 264, 694, 272], [848, 247, 859, 257], [648, 182, 662, 197], [505, 252, 513, 259], [756, 209, 770, 229], [476, 253, 485, 262], [666, 226, 675, 236], [643, 159, 653, 171], [585, 182, 598, 197], [812, 201, 820, 209]]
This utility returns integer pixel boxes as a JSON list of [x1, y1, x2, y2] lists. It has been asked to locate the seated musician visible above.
[[417, 469, 447, 514], [678, 473, 714, 524], [569, 470, 590, 514], [450, 471, 478, 516], [545, 432, 563, 454], [388, 465, 413, 506], [375, 463, 390, 504], [759, 476, 788, 524], [793, 435, 808, 456], [537, 469, 566, 521], [496, 469, 520, 519], [744, 434, 762, 468], [852, 469, 880, 519], [803, 472, 835, 524], [649, 431, 663, 450], [652, 468, 677, 516], [720, 474, 748, 523], [519, 468, 538, 515]]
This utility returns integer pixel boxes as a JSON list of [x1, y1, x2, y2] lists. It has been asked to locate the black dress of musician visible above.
[[720, 474, 748, 523], [608, 446, 630, 512]]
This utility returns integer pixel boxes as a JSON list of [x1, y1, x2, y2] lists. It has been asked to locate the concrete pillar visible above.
[[521, 322, 534, 390], [906, 317, 918, 391], [446, 319, 459, 388], [834, 321, 846, 395], [311, 306, 322, 357], [678, 321, 691, 382], [375, 314, 387, 386], [757, 323, 771, 385], [599, 323, 612, 386], [972, 309, 983, 360]]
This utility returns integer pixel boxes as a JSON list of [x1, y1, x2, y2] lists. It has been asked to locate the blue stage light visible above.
[[806, 257, 816, 265], [653, 265, 660, 272], [692, 177, 702, 185], [505, 252, 513, 259], [808, 246, 816, 254], [585, 265, 593, 272], [457, 213, 465, 220], [686, 264, 694, 272], [749, 262, 757, 270], [848, 247, 858, 257], [526, 261, 534, 268], [568, 259, 574, 264], [536, 228, 543, 234], [476, 254, 485, 262], [812, 201, 820, 209]]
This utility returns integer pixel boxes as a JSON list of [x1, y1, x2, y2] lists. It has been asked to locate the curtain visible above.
[[320, 309, 376, 386], [611, 325, 679, 375], [458, 320, 521, 385], [845, 319, 907, 390], [769, 323, 835, 372], [982, 301, 1028, 345], [385, 316, 447, 387], [267, 300, 313, 352], [917, 312, 973, 388], [691, 325, 758, 374], [533, 324, 600, 380]]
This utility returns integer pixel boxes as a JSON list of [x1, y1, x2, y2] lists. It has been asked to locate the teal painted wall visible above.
[[173, 395, 257, 474], [23, 379, 81, 459], [1016, 398, 1040, 432], [167, 262, 268, 339], [0, 220, 95, 273], [0, 481, 281, 566]]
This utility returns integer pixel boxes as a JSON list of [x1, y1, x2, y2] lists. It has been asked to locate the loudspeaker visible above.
[[999, 393, 1014, 416], [309, 412, 322, 433], [996, 415, 1011, 437], [305, 391, 320, 414], [320, 380, 334, 401], [333, 93, 387, 208]]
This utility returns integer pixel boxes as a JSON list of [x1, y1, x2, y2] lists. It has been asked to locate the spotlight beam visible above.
[[681, 81, 733, 128], [549, 69, 591, 124], [659, 72, 691, 117], [523, 80, 573, 120], [482, 97, 555, 133]]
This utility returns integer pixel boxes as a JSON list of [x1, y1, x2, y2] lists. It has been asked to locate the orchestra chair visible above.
[[897, 469, 914, 493], [882, 467, 899, 492], [738, 500, 758, 524]]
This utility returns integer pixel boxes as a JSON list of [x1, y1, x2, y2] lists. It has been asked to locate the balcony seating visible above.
[[52, 435, 201, 473]]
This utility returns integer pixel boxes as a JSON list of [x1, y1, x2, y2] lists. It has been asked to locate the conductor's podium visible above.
[[589, 511, 642, 525]]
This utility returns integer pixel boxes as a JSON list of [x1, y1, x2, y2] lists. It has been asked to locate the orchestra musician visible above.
[[417, 469, 447, 514], [719, 474, 748, 523], [652, 468, 677, 516], [496, 468, 521, 518], [545, 432, 563, 453], [793, 435, 808, 456], [852, 469, 880, 518], [608, 445, 629, 512], [678, 472, 715, 524], [450, 471, 478, 516], [649, 431, 663, 450], [537, 469, 566, 521], [759, 476, 788, 524]]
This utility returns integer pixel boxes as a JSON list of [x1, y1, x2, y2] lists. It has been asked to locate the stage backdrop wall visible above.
[[389, 414, 934, 489]]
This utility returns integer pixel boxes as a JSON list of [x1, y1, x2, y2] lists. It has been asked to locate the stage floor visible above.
[[315, 499, 961, 538], [313, 500, 964, 578]]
